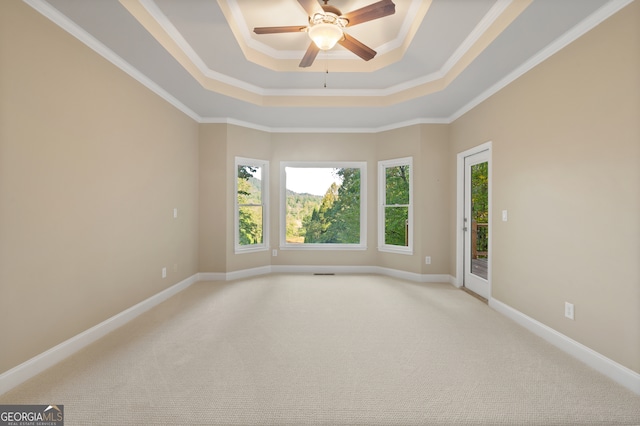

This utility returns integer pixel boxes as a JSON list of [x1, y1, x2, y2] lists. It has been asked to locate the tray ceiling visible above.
[[26, 0, 631, 131]]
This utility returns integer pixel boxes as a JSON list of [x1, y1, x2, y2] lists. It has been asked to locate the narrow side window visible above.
[[378, 157, 413, 254], [235, 157, 269, 253]]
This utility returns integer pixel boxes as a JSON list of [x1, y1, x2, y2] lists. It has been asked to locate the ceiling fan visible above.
[[253, 0, 396, 68]]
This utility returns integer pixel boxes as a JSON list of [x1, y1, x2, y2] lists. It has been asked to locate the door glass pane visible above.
[[471, 161, 488, 279]]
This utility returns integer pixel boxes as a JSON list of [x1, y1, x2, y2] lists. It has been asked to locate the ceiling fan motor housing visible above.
[[310, 11, 348, 28], [253, 0, 396, 67]]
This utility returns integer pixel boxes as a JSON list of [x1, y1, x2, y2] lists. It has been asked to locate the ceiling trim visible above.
[[23, 0, 202, 122], [137, 0, 266, 95], [25, 0, 634, 133], [200, 117, 450, 134], [120, 0, 532, 108], [449, 0, 635, 122], [222, 0, 429, 70]]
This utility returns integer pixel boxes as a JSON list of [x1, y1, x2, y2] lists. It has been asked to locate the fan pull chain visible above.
[[324, 52, 329, 88]]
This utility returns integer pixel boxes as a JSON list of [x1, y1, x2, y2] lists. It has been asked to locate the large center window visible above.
[[281, 162, 367, 250]]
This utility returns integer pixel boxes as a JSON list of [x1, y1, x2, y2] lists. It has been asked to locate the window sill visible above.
[[378, 246, 413, 255], [235, 245, 269, 254], [280, 244, 367, 251]]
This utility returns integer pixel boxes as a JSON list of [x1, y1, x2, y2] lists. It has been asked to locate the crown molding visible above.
[[223, 0, 429, 69], [23, 0, 202, 122], [23, 0, 633, 132], [449, 0, 635, 122], [200, 117, 449, 134], [120, 0, 530, 106], [138, 0, 268, 95]]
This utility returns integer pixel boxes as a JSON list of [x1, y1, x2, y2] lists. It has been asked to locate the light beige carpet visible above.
[[2, 274, 639, 425]]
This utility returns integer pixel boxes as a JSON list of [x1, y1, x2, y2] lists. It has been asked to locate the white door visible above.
[[463, 150, 490, 299]]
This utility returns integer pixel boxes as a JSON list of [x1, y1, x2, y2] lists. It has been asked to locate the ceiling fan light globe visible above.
[[308, 23, 342, 50]]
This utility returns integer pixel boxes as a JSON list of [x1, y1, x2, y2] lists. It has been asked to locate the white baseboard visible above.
[[0, 267, 453, 395], [7, 270, 634, 399], [198, 267, 272, 282], [449, 275, 462, 288], [490, 298, 640, 395], [197, 272, 226, 281], [0, 274, 199, 396], [214, 264, 455, 284], [374, 267, 452, 284], [271, 264, 367, 275], [226, 266, 273, 281]]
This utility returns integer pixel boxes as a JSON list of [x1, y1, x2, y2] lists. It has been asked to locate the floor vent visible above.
[[313, 273, 335, 276]]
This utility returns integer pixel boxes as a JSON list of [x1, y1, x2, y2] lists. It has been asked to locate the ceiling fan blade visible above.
[[299, 42, 320, 68], [253, 26, 307, 34], [297, 0, 322, 17], [338, 33, 377, 61], [343, 0, 395, 27]]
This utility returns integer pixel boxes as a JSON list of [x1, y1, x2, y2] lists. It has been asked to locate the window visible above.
[[378, 157, 413, 254], [235, 157, 268, 253], [281, 162, 367, 250]]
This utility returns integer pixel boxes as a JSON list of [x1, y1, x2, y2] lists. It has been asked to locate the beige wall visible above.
[[450, 1, 639, 372], [198, 124, 227, 273], [2, 0, 637, 380], [226, 125, 272, 272], [196, 126, 452, 275], [270, 132, 378, 268], [418, 125, 451, 275], [0, 1, 200, 373], [376, 126, 422, 273], [376, 125, 451, 275]]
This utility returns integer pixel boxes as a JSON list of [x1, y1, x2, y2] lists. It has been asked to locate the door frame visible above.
[[456, 141, 492, 298]]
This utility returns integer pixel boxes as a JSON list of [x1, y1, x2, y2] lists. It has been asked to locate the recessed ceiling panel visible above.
[[119, 0, 533, 107], [37, 0, 631, 129]]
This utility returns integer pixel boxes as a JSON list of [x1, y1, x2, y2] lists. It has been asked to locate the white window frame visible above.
[[378, 157, 413, 255], [280, 161, 367, 251], [235, 157, 269, 254]]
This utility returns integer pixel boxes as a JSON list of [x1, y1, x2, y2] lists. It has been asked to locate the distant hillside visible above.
[[240, 177, 329, 242], [286, 191, 322, 242]]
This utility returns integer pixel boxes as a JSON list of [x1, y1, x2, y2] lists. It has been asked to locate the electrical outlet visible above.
[[425, 256, 431, 265], [162, 267, 167, 278], [564, 302, 574, 320], [272, 249, 278, 257]]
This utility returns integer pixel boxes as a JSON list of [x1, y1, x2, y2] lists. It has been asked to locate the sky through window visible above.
[[285, 167, 342, 196]]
